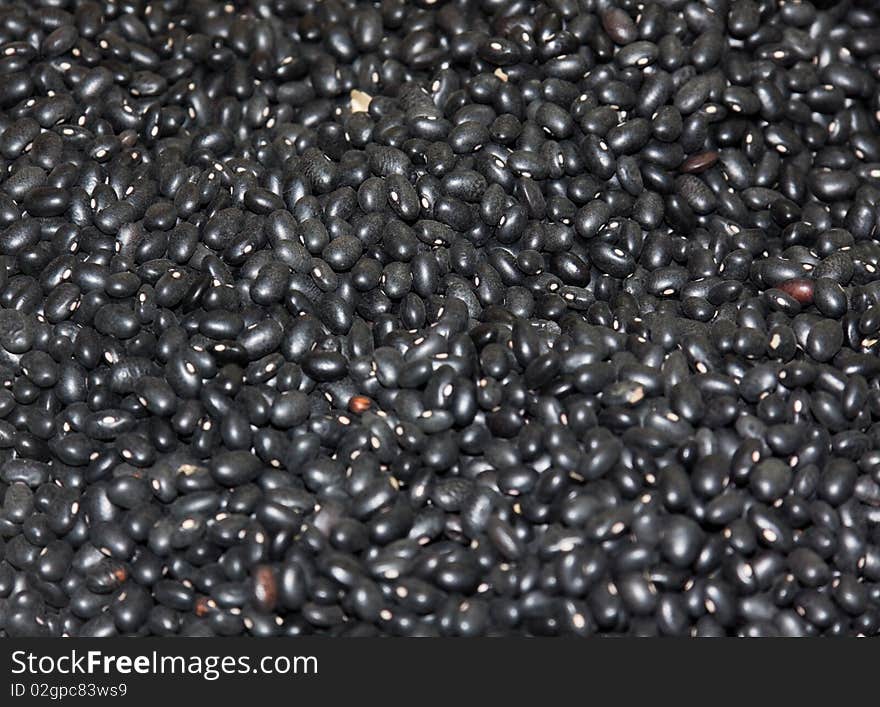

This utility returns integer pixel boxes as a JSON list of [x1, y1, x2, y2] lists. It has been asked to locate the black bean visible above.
[[602, 8, 638, 46], [806, 320, 844, 363], [0, 0, 875, 639]]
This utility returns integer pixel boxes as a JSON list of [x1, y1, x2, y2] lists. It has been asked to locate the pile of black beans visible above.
[[3, 0, 880, 638]]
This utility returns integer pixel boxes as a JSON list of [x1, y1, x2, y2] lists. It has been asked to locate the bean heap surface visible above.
[[1, 0, 880, 637]]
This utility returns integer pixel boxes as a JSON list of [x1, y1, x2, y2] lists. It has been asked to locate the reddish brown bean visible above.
[[680, 151, 719, 174], [777, 278, 815, 304]]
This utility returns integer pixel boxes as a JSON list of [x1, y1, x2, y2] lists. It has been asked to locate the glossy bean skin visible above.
[[0, 0, 879, 640]]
